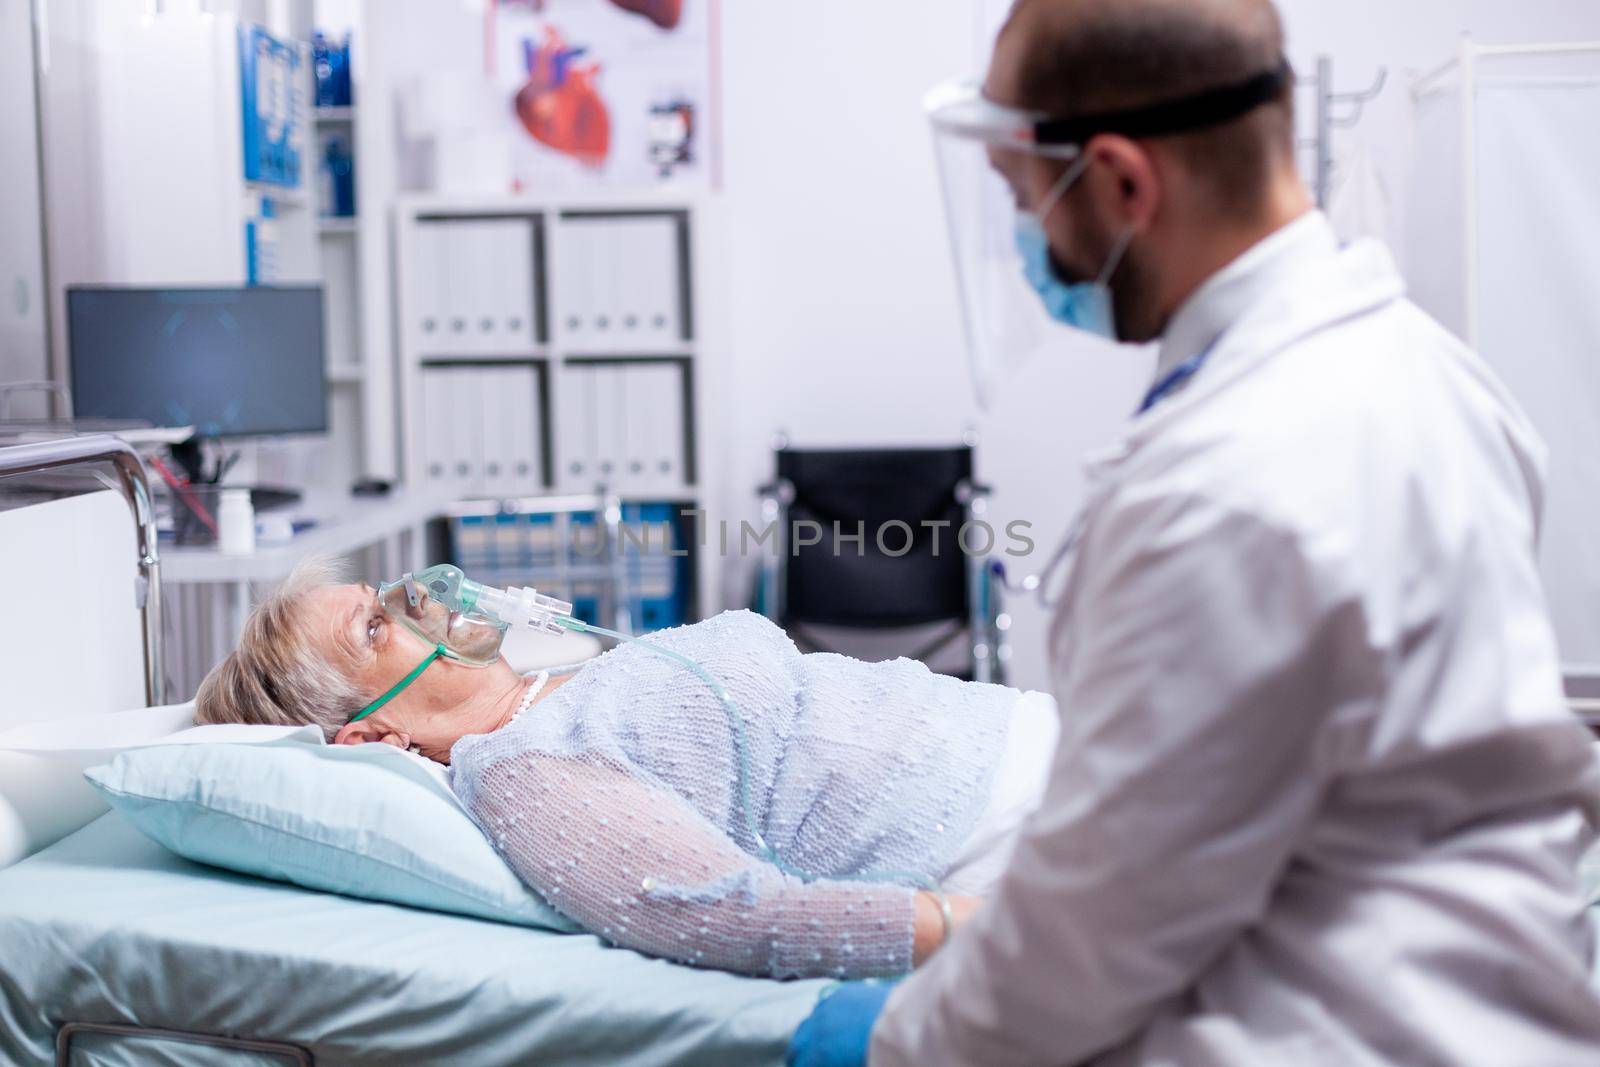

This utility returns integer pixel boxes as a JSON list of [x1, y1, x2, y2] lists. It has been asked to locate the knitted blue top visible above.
[[451, 609, 1015, 978]]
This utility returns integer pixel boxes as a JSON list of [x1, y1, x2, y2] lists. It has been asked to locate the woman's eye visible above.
[[367, 615, 384, 642]]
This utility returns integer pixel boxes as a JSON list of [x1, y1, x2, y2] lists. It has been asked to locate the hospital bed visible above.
[[0, 436, 824, 1066]]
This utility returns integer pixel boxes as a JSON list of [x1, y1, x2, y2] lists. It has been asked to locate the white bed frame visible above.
[[0, 435, 163, 868]]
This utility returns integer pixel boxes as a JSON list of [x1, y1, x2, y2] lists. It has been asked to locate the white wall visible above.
[[714, 1, 1151, 690], [714, 0, 1600, 692], [0, 0, 50, 415]]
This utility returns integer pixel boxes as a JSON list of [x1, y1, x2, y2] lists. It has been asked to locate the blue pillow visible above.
[[85, 735, 578, 932]]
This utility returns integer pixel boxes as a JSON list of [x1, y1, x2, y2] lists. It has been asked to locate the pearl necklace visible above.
[[510, 670, 550, 724]]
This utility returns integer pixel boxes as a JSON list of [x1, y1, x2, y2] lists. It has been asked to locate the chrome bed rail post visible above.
[[56, 1021, 313, 1066], [0, 435, 163, 704]]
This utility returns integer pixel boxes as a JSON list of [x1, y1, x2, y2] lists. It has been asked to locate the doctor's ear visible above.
[[333, 718, 410, 749], [1084, 134, 1162, 231]]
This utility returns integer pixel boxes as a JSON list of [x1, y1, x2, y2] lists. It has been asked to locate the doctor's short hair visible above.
[[194, 555, 366, 742], [994, 0, 1295, 218]]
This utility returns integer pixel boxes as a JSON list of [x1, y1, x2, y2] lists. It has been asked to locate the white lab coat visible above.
[[871, 219, 1600, 1066]]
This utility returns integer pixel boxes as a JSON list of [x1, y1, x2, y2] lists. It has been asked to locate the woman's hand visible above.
[[911, 891, 982, 965]]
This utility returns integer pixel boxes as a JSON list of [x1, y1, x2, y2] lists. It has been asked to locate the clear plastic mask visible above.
[[377, 565, 508, 667]]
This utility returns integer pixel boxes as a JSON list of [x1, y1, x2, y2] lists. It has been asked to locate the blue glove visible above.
[[786, 981, 894, 1067]]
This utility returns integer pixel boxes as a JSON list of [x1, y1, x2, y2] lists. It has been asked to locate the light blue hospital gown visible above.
[[450, 610, 1015, 979]]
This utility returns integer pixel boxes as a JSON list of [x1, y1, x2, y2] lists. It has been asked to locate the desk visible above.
[[161, 489, 451, 699]]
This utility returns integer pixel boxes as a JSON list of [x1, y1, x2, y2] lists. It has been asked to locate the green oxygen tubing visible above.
[[378, 564, 954, 941]]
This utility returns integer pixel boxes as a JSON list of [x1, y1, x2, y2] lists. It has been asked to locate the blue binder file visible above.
[[239, 25, 304, 189]]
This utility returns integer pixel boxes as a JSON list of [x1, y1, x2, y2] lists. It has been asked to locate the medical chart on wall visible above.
[[487, 0, 718, 190]]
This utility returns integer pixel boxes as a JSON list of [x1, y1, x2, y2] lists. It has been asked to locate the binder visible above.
[[592, 219, 624, 349], [590, 221, 619, 343], [614, 364, 640, 486], [560, 365, 597, 489], [639, 218, 672, 347], [464, 223, 492, 356], [414, 223, 446, 347], [479, 366, 509, 497], [659, 217, 686, 344], [455, 513, 491, 569], [626, 501, 685, 631], [632, 216, 680, 348], [619, 364, 648, 486], [556, 220, 593, 346], [591, 365, 620, 485], [439, 225, 469, 346], [614, 220, 645, 343], [501, 364, 542, 495], [646, 362, 686, 490], [495, 220, 537, 350], [450, 369, 485, 495], [419, 367, 453, 486]]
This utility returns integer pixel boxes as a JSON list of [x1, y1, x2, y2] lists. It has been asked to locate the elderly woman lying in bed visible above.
[[195, 559, 1059, 980]]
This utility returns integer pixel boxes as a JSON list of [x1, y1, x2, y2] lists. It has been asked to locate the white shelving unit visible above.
[[307, 3, 400, 484], [394, 190, 716, 623]]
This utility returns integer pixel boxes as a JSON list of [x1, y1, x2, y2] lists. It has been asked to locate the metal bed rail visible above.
[[0, 435, 163, 704]]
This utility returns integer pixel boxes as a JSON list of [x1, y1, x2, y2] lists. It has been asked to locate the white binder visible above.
[[513, 365, 539, 495], [474, 222, 506, 355], [616, 220, 650, 345], [619, 364, 647, 486], [591, 221, 620, 344], [647, 362, 686, 490], [451, 369, 486, 495], [413, 223, 446, 348], [555, 219, 594, 347], [560, 364, 597, 489], [500, 364, 543, 495], [636, 216, 682, 348], [494, 220, 537, 351], [591, 365, 620, 485], [459, 222, 492, 354], [479, 366, 508, 497], [418, 366, 453, 486], [437, 225, 468, 347]]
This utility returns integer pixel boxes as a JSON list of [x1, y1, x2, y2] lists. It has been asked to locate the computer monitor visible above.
[[67, 285, 328, 438]]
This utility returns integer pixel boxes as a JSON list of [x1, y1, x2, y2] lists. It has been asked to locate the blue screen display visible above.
[[68, 286, 328, 438]]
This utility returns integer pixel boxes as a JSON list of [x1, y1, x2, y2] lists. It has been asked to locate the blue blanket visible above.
[[0, 814, 826, 1066]]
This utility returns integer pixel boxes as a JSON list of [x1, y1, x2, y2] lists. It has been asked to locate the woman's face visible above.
[[305, 582, 517, 758]]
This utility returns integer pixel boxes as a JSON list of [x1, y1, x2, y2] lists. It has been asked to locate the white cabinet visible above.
[[396, 196, 702, 502]]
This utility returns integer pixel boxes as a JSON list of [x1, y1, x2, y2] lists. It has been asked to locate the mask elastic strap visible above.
[[1096, 224, 1137, 287], [349, 645, 446, 724], [1034, 152, 1093, 225]]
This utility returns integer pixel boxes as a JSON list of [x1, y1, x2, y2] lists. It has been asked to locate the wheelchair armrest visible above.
[[756, 478, 796, 506], [954, 479, 994, 506]]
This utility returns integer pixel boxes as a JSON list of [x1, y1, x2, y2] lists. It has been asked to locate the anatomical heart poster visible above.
[[488, 0, 718, 190]]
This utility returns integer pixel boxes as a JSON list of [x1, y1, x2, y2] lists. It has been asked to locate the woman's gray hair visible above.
[[194, 556, 368, 741]]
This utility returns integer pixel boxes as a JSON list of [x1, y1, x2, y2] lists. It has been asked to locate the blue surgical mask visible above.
[[1014, 213, 1119, 338], [1014, 159, 1136, 341]]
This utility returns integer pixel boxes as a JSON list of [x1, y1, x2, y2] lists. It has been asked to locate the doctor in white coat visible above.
[[787, 0, 1600, 1064]]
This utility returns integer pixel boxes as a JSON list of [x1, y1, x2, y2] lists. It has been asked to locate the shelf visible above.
[[314, 106, 356, 123], [419, 351, 550, 365], [246, 181, 310, 208], [326, 364, 366, 385], [562, 352, 694, 363], [318, 216, 359, 234]]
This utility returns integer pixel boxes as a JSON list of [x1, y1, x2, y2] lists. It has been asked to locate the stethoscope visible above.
[[995, 344, 1216, 609]]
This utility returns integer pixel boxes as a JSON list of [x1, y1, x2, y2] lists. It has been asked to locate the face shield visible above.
[[924, 62, 1295, 410], [925, 81, 1082, 410]]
